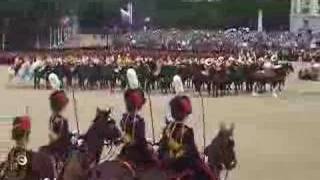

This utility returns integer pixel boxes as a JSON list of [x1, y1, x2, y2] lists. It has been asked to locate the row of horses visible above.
[[0, 108, 237, 180], [10, 61, 294, 97]]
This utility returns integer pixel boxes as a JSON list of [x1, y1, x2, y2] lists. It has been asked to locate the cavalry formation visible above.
[[0, 89, 236, 180], [8, 48, 298, 97]]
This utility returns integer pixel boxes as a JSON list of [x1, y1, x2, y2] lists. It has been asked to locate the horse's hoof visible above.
[[272, 93, 278, 98], [252, 92, 258, 97]]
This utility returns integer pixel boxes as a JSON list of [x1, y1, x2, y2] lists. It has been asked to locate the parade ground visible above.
[[0, 65, 319, 180]]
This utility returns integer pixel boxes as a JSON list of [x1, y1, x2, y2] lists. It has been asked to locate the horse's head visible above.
[[285, 63, 294, 74], [205, 122, 237, 171], [71, 107, 122, 167], [275, 63, 294, 76], [92, 107, 122, 143]]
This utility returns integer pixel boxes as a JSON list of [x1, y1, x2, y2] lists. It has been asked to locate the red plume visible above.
[[51, 91, 69, 106], [16, 116, 31, 131], [128, 91, 144, 109], [181, 98, 192, 115]]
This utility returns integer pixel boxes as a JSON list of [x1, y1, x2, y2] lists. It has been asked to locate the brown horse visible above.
[[192, 64, 210, 95], [298, 67, 319, 81], [60, 107, 122, 180], [250, 63, 294, 97], [205, 123, 237, 180], [0, 150, 55, 180], [209, 66, 230, 97]]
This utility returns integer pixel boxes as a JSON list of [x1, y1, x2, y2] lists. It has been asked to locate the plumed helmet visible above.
[[49, 90, 69, 112], [124, 89, 146, 112], [169, 95, 192, 121], [12, 116, 31, 141]]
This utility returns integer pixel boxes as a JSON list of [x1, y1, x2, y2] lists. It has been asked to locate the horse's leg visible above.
[[228, 82, 232, 95], [207, 82, 211, 96], [211, 83, 215, 97], [234, 82, 239, 95], [217, 83, 221, 97], [249, 81, 253, 92], [33, 74, 37, 89], [252, 82, 259, 96], [277, 81, 281, 92], [221, 83, 226, 96], [214, 83, 218, 97], [271, 82, 278, 98], [225, 83, 229, 95]]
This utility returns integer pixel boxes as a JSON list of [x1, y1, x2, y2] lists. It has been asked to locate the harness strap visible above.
[[166, 122, 186, 158], [119, 160, 137, 178], [168, 122, 185, 144], [123, 113, 137, 144]]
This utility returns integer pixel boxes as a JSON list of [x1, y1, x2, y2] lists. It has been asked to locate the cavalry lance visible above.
[[72, 88, 80, 134], [147, 91, 156, 145], [200, 91, 206, 154]]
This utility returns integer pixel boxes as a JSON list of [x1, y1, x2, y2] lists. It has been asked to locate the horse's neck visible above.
[[84, 122, 105, 157]]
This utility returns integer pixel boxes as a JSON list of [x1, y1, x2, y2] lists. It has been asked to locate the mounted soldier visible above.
[[158, 95, 215, 179], [47, 90, 72, 176], [118, 89, 158, 168], [0, 116, 32, 180]]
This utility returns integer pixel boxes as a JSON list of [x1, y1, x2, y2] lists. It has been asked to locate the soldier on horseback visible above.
[[118, 89, 158, 168], [48, 90, 71, 174], [158, 95, 215, 179], [0, 116, 32, 180]]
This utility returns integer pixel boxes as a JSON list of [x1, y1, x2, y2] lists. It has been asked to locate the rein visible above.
[[119, 160, 137, 178]]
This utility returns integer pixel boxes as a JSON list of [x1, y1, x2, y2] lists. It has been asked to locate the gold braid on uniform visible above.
[[0, 147, 29, 180]]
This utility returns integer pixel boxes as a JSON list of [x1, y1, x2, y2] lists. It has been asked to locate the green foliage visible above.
[[153, 0, 290, 28], [78, 0, 120, 26], [0, 0, 290, 49]]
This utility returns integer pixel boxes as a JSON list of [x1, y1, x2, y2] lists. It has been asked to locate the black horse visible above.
[[249, 63, 294, 97], [205, 123, 237, 180]]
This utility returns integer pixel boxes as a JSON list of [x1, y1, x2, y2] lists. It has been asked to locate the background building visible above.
[[290, 0, 320, 33]]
